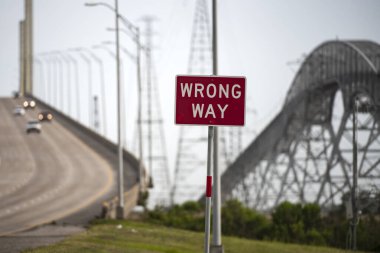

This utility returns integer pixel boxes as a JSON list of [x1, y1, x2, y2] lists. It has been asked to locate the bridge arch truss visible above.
[[222, 40, 380, 210]]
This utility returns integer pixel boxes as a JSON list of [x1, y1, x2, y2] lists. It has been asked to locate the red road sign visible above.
[[175, 75, 246, 126]]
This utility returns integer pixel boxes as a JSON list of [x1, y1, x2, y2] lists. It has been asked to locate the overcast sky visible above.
[[1, 0, 380, 178]]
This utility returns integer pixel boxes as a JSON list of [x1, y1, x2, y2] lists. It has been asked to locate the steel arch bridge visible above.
[[222, 40, 380, 210]]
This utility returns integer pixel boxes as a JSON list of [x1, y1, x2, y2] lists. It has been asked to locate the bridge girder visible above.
[[222, 40, 380, 210]]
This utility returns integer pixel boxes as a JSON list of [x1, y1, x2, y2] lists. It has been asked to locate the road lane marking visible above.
[[0, 99, 38, 198], [0, 156, 114, 237], [0, 98, 115, 236]]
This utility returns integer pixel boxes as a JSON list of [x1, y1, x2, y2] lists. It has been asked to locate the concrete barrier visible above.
[[102, 184, 140, 219], [28, 94, 140, 169]]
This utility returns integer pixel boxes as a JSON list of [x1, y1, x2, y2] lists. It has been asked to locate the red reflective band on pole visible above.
[[206, 176, 212, 197]]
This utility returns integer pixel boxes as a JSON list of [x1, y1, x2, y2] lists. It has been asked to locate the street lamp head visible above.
[[84, 3, 98, 7], [68, 47, 83, 52], [102, 41, 114, 45]]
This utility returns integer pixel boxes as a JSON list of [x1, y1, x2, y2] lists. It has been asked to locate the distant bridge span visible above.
[[222, 40, 380, 210]]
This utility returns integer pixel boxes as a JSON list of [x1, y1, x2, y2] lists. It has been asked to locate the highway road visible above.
[[0, 97, 114, 236]]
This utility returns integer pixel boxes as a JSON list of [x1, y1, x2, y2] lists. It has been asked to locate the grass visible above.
[[23, 220, 361, 253]]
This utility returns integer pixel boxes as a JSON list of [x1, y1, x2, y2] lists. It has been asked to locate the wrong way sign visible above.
[[175, 75, 246, 126]]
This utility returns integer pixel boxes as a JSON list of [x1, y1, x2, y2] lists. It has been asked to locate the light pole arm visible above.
[[103, 41, 136, 61], [82, 48, 103, 64], [85, 2, 138, 33], [107, 27, 147, 52], [93, 45, 117, 58]]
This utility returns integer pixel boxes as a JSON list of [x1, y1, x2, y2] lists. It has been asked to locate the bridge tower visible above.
[[140, 16, 171, 207], [19, 0, 33, 96]]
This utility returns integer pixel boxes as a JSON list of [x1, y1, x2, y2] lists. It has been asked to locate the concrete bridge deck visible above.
[[0, 97, 139, 252]]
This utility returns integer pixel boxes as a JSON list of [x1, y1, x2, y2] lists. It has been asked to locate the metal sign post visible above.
[[114, 0, 125, 219], [175, 4, 245, 251], [211, 1, 223, 252], [175, 75, 245, 253], [204, 126, 214, 253]]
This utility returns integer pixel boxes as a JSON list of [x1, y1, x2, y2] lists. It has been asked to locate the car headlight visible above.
[[23, 101, 28, 107], [38, 114, 43, 120], [47, 114, 53, 120], [30, 101, 36, 107]]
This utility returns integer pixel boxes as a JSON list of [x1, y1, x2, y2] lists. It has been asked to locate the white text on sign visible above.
[[180, 82, 242, 119]]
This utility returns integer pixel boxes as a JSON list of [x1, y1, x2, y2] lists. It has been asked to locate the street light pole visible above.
[[50, 55, 58, 108], [107, 20, 148, 193], [135, 27, 145, 192], [351, 96, 359, 251], [114, 0, 124, 219], [104, 28, 146, 192], [74, 50, 93, 129], [86, 0, 144, 217], [66, 52, 81, 121], [54, 52, 65, 112], [98, 43, 128, 150], [34, 58, 45, 100], [90, 53, 107, 136], [39, 54, 52, 104], [79, 48, 107, 136], [59, 53, 73, 116], [211, 0, 223, 252], [103, 42, 133, 150], [93, 45, 125, 89]]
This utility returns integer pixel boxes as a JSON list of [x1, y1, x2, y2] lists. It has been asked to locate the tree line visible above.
[[146, 198, 380, 252]]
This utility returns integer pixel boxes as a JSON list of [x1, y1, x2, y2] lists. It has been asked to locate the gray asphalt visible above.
[[0, 97, 116, 251]]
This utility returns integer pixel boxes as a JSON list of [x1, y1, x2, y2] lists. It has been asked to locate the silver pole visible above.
[[115, 0, 125, 219], [351, 96, 358, 250], [98, 59, 107, 136], [56, 55, 64, 111], [144, 18, 154, 188], [84, 49, 107, 136], [52, 56, 58, 108], [94, 95, 99, 131], [66, 55, 71, 115], [136, 28, 145, 192], [41, 56, 52, 103], [105, 26, 145, 195], [47, 56, 54, 105], [211, 0, 223, 252], [59, 53, 71, 115], [67, 53, 80, 121], [34, 59, 45, 101], [204, 126, 214, 253], [77, 52, 93, 128]]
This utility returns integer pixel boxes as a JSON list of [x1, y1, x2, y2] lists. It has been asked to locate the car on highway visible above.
[[26, 120, 41, 134], [38, 111, 53, 122], [23, 100, 36, 109], [13, 106, 25, 116]]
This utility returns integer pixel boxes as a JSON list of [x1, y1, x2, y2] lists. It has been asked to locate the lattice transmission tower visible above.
[[171, 0, 223, 204], [171, 0, 248, 205], [139, 16, 171, 207]]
